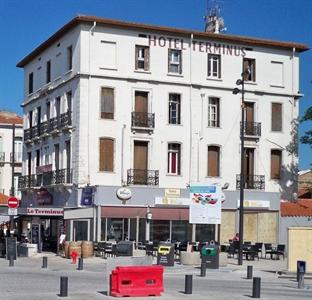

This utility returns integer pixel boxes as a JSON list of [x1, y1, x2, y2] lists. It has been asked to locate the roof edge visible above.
[[17, 15, 310, 68]]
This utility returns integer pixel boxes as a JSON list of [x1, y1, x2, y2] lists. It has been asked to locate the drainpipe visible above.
[[87, 21, 96, 184]]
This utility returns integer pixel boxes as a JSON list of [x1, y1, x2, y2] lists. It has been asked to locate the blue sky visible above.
[[0, 0, 311, 169]]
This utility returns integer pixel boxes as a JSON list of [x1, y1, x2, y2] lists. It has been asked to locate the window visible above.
[[169, 93, 181, 124], [14, 138, 22, 163], [54, 144, 60, 170], [99, 138, 114, 172], [271, 149, 282, 179], [208, 146, 220, 177], [46, 102, 51, 120], [66, 91, 72, 112], [208, 54, 221, 78], [99, 41, 117, 69], [29, 110, 33, 128], [28, 72, 33, 94], [36, 149, 40, 167], [56, 97, 61, 117], [168, 49, 182, 74], [271, 61, 284, 86], [243, 58, 256, 82], [271, 103, 282, 132], [135, 45, 150, 71], [67, 46, 73, 70], [44, 146, 49, 165], [168, 143, 181, 175], [208, 97, 220, 127], [46, 60, 51, 83], [100, 87, 114, 119]]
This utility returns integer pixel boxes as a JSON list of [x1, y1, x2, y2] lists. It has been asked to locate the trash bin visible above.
[[297, 260, 306, 281], [157, 243, 174, 266], [116, 241, 133, 256], [201, 244, 219, 269]]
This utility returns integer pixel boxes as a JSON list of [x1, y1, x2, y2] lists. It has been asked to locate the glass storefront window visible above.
[[196, 224, 215, 242], [172, 220, 192, 242], [107, 218, 128, 241], [139, 218, 146, 242], [150, 220, 170, 242], [101, 218, 106, 241]]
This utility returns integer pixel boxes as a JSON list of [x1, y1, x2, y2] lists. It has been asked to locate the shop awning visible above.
[[101, 206, 189, 221]]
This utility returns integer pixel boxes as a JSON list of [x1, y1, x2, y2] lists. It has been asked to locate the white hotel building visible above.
[[17, 15, 308, 250]]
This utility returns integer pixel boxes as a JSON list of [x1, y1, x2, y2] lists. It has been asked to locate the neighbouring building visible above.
[[16, 15, 308, 251]]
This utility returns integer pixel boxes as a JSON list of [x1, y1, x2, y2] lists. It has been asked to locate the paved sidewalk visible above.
[[0, 253, 311, 299]]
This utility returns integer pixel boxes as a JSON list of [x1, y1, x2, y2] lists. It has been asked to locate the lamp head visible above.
[[236, 79, 243, 86], [232, 87, 240, 95]]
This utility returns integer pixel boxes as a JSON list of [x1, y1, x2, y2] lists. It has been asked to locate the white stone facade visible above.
[[17, 16, 308, 244]]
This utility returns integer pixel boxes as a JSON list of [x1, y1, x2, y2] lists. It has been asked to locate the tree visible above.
[[300, 106, 312, 146]]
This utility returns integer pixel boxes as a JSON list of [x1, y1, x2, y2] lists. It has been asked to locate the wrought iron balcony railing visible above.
[[18, 168, 72, 189], [236, 174, 265, 190], [131, 112, 155, 129], [127, 169, 159, 186], [23, 111, 72, 141], [241, 121, 261, 137]]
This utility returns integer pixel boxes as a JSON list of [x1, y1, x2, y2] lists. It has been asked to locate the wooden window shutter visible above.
[[218, 55, 221, 78], [101, 88, 114, 119], [144, 47, 150, 71], [100, 138, 114, 172], [271, 150, 281, 179], [179, 51, 182, 74], [208, 146, 220, 177], [135, 46, 139, 70], [271, 103, 282, 131]]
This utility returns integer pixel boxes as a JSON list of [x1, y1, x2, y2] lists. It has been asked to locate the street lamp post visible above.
[[233, 68, 249, 265]]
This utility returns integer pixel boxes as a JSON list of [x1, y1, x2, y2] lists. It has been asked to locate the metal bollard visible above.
[[298, 271, 305, 289], [200, 261, 206, 277], [184, 274, 193, 294], [78, 257, 83, 270], [42, 256, 48, 269], [247, 265, 253, 279], [297, 260, 306, 282], [60, 276, 68, 297], [252, 277, 261, 298], [9, 256, 14, 267]]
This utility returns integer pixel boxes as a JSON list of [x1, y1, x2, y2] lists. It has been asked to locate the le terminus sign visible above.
[[26, 207, 64, 216]]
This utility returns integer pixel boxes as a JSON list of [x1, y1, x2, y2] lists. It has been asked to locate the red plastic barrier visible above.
[[110, 265, 164, 297]]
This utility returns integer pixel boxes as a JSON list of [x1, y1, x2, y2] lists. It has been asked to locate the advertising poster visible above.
[[189, 184, 221, 224]]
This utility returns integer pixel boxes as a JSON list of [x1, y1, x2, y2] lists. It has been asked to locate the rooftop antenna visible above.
[[204, 0, 226, 34]]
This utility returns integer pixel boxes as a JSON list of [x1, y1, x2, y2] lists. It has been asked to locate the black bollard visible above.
[[42, 256, 48, 269], [9, 256, 14, 267], [247, 265, 253, 279], [297, 261, 306, 282], [298, 271, 305, 289], [200, 261, 206, 277], [252, 277, 261, 298], [78, 257, 83, 270], [60, 276, 68, 297], [185, 274, 193, 294]]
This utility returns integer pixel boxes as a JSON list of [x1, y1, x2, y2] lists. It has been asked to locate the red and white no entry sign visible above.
[[7, 197, 19, 209]]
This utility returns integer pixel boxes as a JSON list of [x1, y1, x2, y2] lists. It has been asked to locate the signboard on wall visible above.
[[26, 207, 64, 216], [81, 186, 94, 206], [237, 200, 270, 209], [189, 184, 222, 224]]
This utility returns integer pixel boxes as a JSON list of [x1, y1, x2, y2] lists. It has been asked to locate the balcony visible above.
[[241, 121, 261, 138], [23, 112, 72, 142], [236, 174, 265, 190], [18, 168, 72, 189], [127, 169, 159, 186], [131, 112, 155, 133]]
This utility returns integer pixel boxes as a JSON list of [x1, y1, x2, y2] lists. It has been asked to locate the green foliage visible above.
[[300, 106, 312, 147]]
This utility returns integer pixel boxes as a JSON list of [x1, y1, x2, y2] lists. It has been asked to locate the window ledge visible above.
[[167, 123, 183, 126], [134, 70, 151, 74], [98, 171, 115, 174], [99, 67, 118, 71], [166, 174, 182, 177], [167, 73, 184, 78], [270, 130, 283, 134], [206, 126, 222, 129], [270, 84, 285, 88], [99, 118, 116, 121], [206, 176, 222, 179], [206, 77, 222, 82], [65, 69, 73, 75], [244, 81, 257, 85]]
